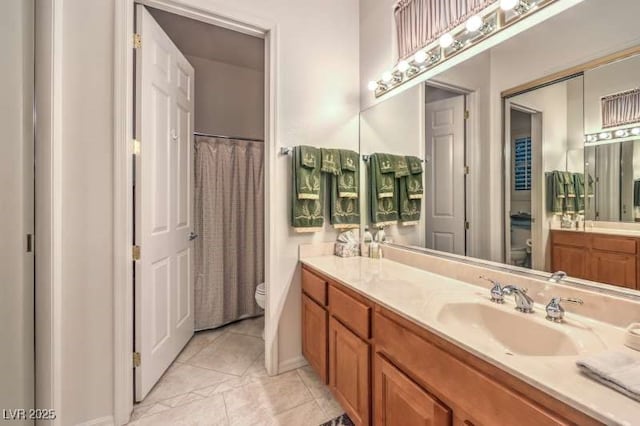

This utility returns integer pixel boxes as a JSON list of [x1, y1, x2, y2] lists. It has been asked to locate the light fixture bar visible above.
[[585, 125, 640, 146], [370, 0, 555, 98]]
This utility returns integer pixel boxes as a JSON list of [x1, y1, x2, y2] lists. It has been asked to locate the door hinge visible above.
[[464, 110, 470, 120], [132, 139, 141, 155], [133, 33, 142, 49], [132, 245, 141, 261], [133, 352, 141, 368], [464, 165, 470, 175], [465, 221, 470, 230]]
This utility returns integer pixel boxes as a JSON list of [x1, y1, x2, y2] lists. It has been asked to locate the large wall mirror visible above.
[[359, 0, 640, 295]]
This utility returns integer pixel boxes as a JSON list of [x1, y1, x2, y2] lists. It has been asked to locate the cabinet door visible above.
[[375, 354, 451, 426], [302, 294, 328, 383], [552, 245, 587, 279], [329, 317, 370, 426], [590, 250, 637, 289]]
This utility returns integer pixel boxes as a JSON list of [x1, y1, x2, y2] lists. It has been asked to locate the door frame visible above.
[[113, 1, 277, 424], [424, 80, 476, 257], [503, 101, 541, 267]]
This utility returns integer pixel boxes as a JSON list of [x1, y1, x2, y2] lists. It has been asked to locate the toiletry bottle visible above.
[[369, 241, 380, 259], [375, 227, 386, 243], [362, 227, 373, 258]]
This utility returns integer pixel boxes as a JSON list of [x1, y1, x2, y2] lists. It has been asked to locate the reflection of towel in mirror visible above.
[[371, 153, 395, 199], [338, 150, 359, 198], [576, 350, 640, 402], [634, 180, 640, 207], [398, 177, 421, 225], [405, 156, 423, 200], [574, 173, 585, 213], [330, 173, 360, 229], [587, 173, 595, 198], [547, 171, 564, 214], [292, 146, 324, 232], [369, 154, 398, 226]]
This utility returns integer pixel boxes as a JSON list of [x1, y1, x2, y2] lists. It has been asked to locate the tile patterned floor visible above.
[[128, 316, 343, 425]]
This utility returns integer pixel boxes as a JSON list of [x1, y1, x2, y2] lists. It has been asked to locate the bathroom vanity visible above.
[[300, 254, 640, 426], [551, 229, 640, 290]]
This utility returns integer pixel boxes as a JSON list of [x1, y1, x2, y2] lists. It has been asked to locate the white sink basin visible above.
[[436, 302, 605, 357]]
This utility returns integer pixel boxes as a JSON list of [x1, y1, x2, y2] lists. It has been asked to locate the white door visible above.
[[425, 96, 466, 255], [134, 5, 195, 401]]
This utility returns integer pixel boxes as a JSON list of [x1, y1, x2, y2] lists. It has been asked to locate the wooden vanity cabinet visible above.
[[302, 265, 372, 425], [551, 230, 638, 289], [301, 268, 328, 383], [374, 354, 451, 426]]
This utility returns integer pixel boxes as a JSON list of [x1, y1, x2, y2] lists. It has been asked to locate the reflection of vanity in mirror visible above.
[[360, 0, 640, 291]]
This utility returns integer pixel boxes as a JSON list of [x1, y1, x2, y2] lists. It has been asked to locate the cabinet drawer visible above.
[[592, 236, 637, 255], [374, 311, 569, 426], [329, 284, 371, 339], [302, 267, 327, 306], [551, 230, 587, 248]]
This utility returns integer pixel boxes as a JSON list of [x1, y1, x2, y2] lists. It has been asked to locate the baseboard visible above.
[[75, 415, 114, 426], [278, 355, 308, 374]]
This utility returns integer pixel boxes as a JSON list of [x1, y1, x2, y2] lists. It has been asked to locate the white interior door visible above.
[[425, 96, 466, 255], [135, 5, 195, 401]]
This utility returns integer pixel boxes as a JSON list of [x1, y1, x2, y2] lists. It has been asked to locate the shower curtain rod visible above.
[[193, 131, 264, 142]]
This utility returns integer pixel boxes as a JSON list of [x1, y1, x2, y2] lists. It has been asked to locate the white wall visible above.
[[187, 55, 265, 140], [359, 85, 424, 246], [38, 0, 359, 423], [584, 54, 640, 134], [35, 0, 117, 424], [1, 1, 34, 422]]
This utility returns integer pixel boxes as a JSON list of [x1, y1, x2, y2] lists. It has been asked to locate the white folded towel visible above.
[[576, 350, 640, 402]]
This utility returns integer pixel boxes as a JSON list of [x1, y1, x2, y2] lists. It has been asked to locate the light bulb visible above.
[[414, 50, 427, 64], [382, 72, 393, 83], [632, 127, 640, 135], [466, 15, 483, 32], [439, 33, 454, 49], [599, 132, 612, 140], [615, 129, 628, 137], [500, 0, 518, 11], [367, 81, 378, 91], [397, 60, 410, 73]]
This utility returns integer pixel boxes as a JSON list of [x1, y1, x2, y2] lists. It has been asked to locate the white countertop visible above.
[[301, 255, 640, 426], [551, 226, 640, 238]]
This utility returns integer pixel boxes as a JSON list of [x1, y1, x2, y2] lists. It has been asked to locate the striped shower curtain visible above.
[[194, 135, 265, 330]]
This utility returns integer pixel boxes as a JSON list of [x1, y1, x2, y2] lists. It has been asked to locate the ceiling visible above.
[[147, 7, 264, 71]]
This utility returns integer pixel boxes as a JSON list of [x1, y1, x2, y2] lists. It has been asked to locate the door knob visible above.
[[188, 232, 198, 241], [171, 129, 178, 140]]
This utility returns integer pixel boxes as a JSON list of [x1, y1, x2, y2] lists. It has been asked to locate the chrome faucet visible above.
[[501, 285, 535, 313], [545, 297, 584, 322], [548, 271, 568, 283], [480, 276, 505, 304]]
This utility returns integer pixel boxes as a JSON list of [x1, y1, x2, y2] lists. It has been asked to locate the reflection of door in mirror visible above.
[[504, 75, 584, 272], [425, 87, 466, 256]]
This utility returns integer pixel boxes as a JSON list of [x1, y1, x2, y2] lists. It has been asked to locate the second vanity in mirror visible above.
[[359, 1, 640, 293]]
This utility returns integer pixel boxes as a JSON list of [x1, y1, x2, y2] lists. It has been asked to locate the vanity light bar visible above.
[[369, 0, 553, 98], [584, 125, 640, 146]]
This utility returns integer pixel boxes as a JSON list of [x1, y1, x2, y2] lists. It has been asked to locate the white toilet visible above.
[[254, 282, 266, 310], [254, 283, 266, 339]]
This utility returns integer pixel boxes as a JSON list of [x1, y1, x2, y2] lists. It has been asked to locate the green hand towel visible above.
[[547, 171, 564, 214], [371, 153, 395, 199], [321, 148, 341, 176], [405, 156, 423, 199], [330, 174, 360, 229], [296, 145, 321, 200], [399, 177, 421, 225], [369, 154, 398, 227], [562, 172, 576, 198], [574, 173, 585, 213], [392, 155, 410, 178], [292, 146, 324, 232], [338, 150, 359, 198], [300, 145, 318, 168]]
